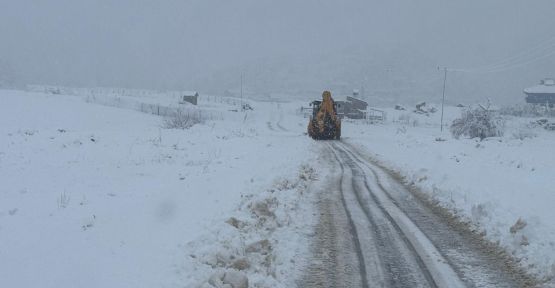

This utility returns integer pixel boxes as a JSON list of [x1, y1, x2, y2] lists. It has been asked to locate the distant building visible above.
[[179, 91, 199, 105], [524, 79, 555, 107], [336, 91, 369, 119]]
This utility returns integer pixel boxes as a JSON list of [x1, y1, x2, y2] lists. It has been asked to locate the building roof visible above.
[[524, 79, 555, 94], [182, 91, 198, 96]]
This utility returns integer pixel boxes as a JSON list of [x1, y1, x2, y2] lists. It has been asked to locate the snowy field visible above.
[[0, 89, 317, 288], [3, 87, 555, 287], [344, 105, 555, 285]]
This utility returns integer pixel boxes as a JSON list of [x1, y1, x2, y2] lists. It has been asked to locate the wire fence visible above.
[[84, 94, 223, 121]]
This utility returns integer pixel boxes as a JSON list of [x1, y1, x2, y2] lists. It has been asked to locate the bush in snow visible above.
[[450, 106, 504, 140], [163, 109, 204, 129]]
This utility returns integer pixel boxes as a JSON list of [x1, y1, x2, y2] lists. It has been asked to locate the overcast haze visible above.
[[2, 0, 555, 104]]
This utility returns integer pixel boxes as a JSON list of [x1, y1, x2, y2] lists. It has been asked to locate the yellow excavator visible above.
[[308, 91, 341, 140]]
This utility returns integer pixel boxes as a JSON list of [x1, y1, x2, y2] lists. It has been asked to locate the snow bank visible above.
[[183, 164, 319, 287]]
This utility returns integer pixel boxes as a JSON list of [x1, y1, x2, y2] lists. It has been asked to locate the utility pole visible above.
[[440, 67, 448, 132], [240, 72, 243, 111]]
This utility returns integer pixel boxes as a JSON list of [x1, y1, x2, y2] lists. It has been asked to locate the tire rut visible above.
[[301, 141, 538, 288]]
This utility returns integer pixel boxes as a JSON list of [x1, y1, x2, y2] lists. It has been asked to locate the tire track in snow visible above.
[[332, 142, 461, 287], [302, 141, 535, 287]]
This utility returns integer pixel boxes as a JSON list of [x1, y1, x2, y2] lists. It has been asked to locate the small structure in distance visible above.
[[179, 91, 199, 105], [336, 90, 369, 119], [524, 79, 555, 107]]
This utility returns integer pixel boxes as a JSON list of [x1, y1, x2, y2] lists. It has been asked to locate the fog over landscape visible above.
[[2, 0, 555, 105], [4, 2, 555, 287]]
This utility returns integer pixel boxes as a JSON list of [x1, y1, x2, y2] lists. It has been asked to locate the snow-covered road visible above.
[[302, 141, 536, 287]]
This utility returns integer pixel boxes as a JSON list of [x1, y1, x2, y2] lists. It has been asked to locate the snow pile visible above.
[[413, 102, 437, 115], [183, 164, 318, 288], [344, 106, 555, 285]]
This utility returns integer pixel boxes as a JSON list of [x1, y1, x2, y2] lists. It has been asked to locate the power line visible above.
[[435, 36, 555, 131], [452, 35, 555, 72], [452, 48, 555, 74], [461, 50, 555, 74], [451, 35, 555, 74], [456, 42, 555, 72]]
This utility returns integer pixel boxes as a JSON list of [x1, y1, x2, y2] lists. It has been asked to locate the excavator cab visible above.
[[310, 101, 322, 119], [310, 100, 339, 119]]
